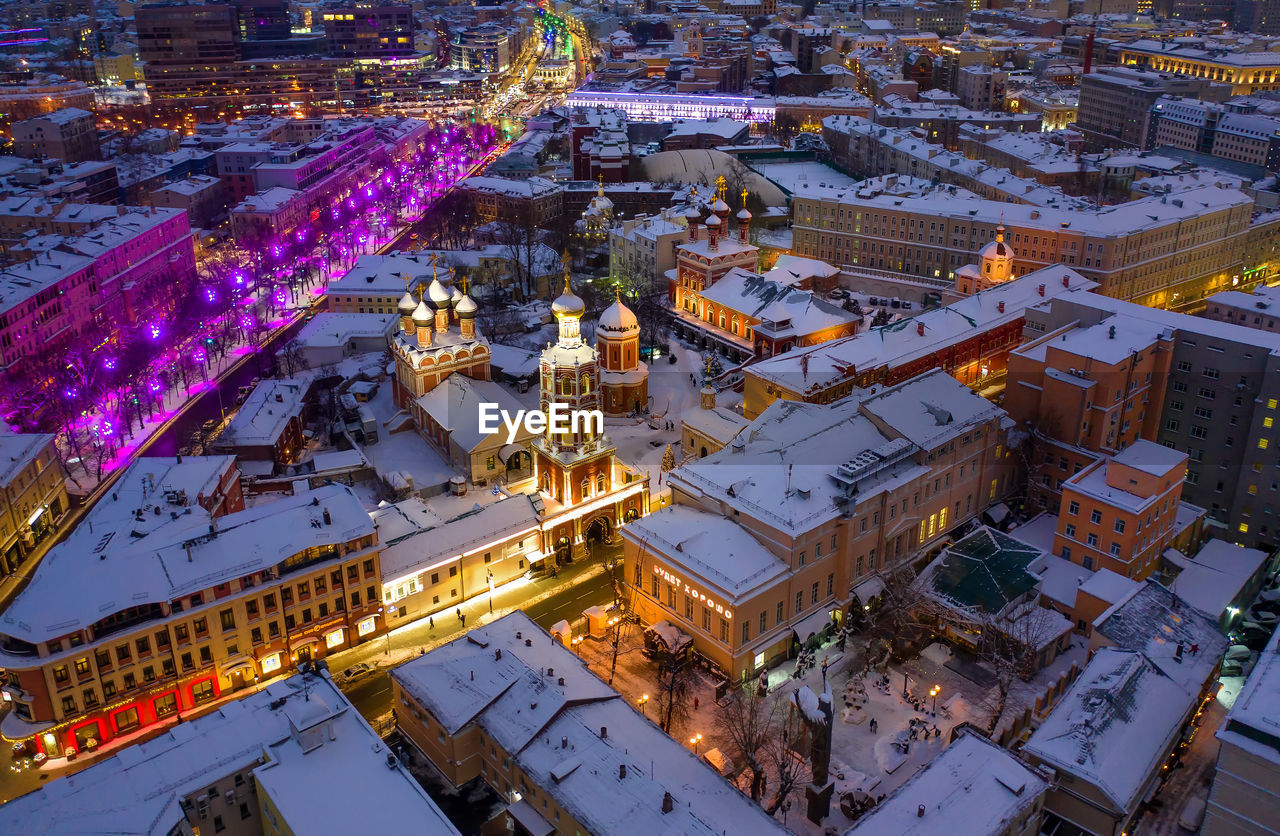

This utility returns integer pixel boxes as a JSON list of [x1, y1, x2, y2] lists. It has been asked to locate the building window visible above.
[[220, 609, 235, 631], [192, 680, 215, 704], [1090, 510, 1102, 524]]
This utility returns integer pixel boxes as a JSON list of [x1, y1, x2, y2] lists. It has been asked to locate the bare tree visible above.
[[977, 601, 1065, 738], [713, 683, 780, 802], [655, 654, 697, 735], [763, 704, 812, 816], [495, 203, 543, 300]]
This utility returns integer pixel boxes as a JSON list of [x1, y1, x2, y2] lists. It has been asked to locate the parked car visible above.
[[1249, 609, 1280, 627], [1225, 644, 1253, 663], [338, 662, 376, 684], [1252, 598, 1280, 615], [1220, 660, 1244, 678]]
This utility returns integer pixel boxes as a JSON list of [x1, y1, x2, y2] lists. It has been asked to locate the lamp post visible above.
[[638, 693, 649, 715], [689, 733, 702, 754], [930, 685, 940, 715], [903, 672, 910, 698]]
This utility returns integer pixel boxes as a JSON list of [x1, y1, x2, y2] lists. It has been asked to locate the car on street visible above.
[[338, 662, 376, 685]]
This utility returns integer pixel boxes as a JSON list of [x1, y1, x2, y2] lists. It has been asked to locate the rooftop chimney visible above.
[[918, 804, 926, 818], [1038, 283, 1045, 297], [619, 763, 627, 779], [917, 322, 925, 336], [997, 301, 1005, 313], [601, 726, 608, 739], [662, 791, 674, 814]]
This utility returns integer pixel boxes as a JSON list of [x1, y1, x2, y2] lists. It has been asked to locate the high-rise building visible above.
[[1076, 67, 1230, 149], [1019, 287, 1280, 550], [323, 4, 416, 58]]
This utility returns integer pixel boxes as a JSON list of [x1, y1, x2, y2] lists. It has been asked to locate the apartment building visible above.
[[608, 210, 691, 291], [0, 73, 94, 129], [623, 369, 1019, 679], [1051, 441, 1186, 580], [1076, 67, 1230, 150], [0, 431, 68, 577], [151, 175, 229, 229], [0, 457, 388, 759], [0, 205, 196, 373], [392, 610, 785, 835], [1116, 40, 1280, 97], [322, 4, 416, 58], [743, 268, 1096, 419], [1005, 312, 1173, 511], [458, 175, 564, 228], [373, 494, 542, 626], [327, 252, 445, 314], [10, 107, 99, 163], [790, 178, 1274, 311], [1022, 287, 1280, 550], [0, 672, 461, 836], [1150, 97, 1280, 172]]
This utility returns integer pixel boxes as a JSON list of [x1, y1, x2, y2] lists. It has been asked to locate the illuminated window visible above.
[[325, 629, 344, 649], [1239, 523, 1250, 534], [1267, 417, 1275, 429], [358, 616, 376, 636], [260, 653, 281, 674], [1269, 399, 1277, 409], [1261, 438, 1270, 450]]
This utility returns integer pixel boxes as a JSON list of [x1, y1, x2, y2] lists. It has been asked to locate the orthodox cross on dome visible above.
[[740, 187, 748, 207], [597, 173, 605, 195], [714, 174, 727, 200], [690, 184, 699, 202], [401, 272, 411, 290], [562, 249, 572, 292]]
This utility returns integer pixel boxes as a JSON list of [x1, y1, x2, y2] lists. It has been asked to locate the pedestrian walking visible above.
[[461, 613, 466, 626], [456, 607, 462, 623], [428, 616, 434, 630]]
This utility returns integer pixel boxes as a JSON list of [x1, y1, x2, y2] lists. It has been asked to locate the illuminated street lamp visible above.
[[930, 685, 941, 715], [689, 733, 703, 754], [638, 693, 649, 715]]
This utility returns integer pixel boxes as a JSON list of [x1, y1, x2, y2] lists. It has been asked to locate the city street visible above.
[[335, 542, 622, 724]]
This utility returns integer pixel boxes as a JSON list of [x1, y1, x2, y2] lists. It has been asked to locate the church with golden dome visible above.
[[390, 255, 491, 408], [534, 262, 649, 561]]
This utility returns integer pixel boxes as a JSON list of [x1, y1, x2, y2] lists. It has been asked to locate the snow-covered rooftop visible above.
[[392, 611, 784, 835], [846, 731, 1047, 835], [378, 493, 540, 584], [858, 369, 1005, 451], [622, 505, 789, 601], [217, 373, 314, 448], [0, 673, 459, 836], [1091, 579, 1228, 693], [1169, 539, 1268, 621], [696, 268, 857, 337], [413, 374, 531, 453], [1024, 648, 1196, 814], [748, 269, 1096, 393], [672, 370, 1000, 534], [295, 312, 396, 348], [0, 459, 372, 646]]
